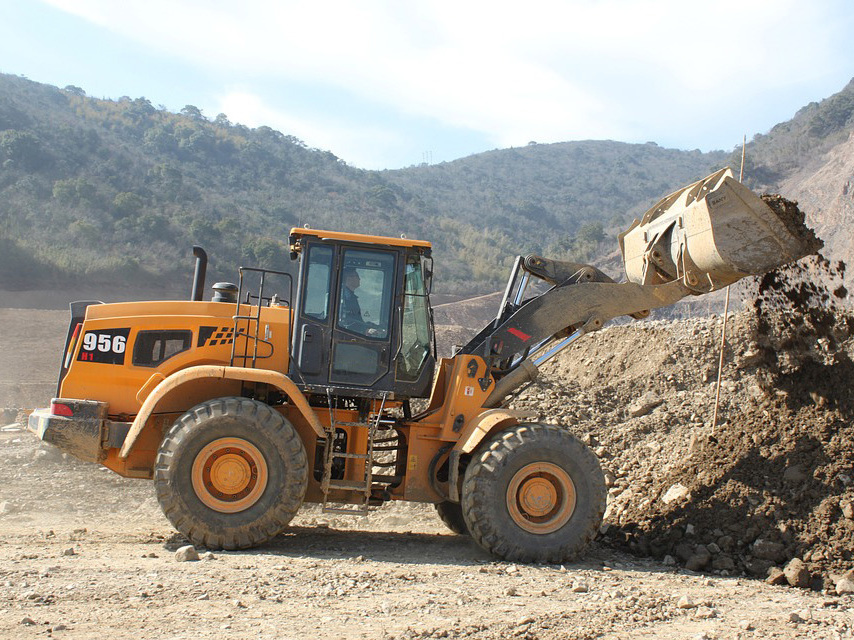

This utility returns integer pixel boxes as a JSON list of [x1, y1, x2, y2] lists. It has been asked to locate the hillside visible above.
[[735, 78, 854, 191], [0, 73, 727, 298]]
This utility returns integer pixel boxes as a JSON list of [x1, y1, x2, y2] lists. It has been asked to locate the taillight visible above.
[[50, 402, 73, 417]]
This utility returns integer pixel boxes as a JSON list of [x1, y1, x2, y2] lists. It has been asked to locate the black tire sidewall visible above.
[[462, 424, 606, 562], [156, 397, 307, 547]]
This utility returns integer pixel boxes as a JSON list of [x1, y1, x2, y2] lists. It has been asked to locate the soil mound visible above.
[[599, 255, 854, 588], [509, 251, 854, 589]]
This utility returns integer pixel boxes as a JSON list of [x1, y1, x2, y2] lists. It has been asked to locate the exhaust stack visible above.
[[191, 246, 207, 301]]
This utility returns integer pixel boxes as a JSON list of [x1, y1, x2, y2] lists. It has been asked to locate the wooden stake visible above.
[[712, 135, 746, 431]]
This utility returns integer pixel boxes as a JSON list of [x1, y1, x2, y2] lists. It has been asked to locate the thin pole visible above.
[[712, 134, 746, 431]]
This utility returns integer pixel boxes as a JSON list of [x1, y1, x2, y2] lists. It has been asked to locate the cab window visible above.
[[302, 245, 333, 321], [336, 249, 394, 339]]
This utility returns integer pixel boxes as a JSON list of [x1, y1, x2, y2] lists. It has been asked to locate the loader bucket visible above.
[[619, 168, 822, 293]]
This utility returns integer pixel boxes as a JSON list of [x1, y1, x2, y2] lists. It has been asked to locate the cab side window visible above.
[[302, 245, 333, 321]]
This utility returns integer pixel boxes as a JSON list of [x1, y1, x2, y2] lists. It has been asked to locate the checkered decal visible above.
[[198, 326, 235, 347]]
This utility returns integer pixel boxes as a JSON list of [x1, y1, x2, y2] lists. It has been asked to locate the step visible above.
[[329, 451, 370, 460], [322, 505, 370, 516], [326, 479, 369, 492]]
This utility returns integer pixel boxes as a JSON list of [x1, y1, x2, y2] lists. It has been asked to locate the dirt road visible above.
[[1, 428, 852, 640], [2, 300, 853, 639]]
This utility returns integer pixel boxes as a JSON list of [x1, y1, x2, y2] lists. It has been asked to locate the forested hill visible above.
[[1, 72, 728, 295]]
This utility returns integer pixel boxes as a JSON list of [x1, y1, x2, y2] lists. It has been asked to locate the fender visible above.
[[442, 408, 536, 502], [454, 408, 536, 455], [119, 365, 325, 459]]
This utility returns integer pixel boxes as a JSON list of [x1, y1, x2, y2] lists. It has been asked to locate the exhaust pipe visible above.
[[191, 246, 207, 301]]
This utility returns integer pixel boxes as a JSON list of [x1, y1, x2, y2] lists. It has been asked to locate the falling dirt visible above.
[[596, 253, 854, 589], [760, 194, 824, 256]]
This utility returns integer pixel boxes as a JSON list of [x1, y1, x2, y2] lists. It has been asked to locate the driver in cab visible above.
[[340, 268, 380, 337]]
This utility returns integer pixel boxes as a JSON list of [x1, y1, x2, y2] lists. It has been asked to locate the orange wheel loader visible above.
[[28, 169, 819, 562]]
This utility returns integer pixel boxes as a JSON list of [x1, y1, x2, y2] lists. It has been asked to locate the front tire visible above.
[[461, 423, 606, 563], [154, 397, 307, 550]]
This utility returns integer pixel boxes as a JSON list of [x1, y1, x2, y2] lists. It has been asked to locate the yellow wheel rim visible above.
[[191, 437, 268, 513], [506, 462, 576, 534]]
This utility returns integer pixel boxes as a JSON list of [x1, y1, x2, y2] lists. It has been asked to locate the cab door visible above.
[[290, 243, 334, 387], [329, 248, 396, 388]]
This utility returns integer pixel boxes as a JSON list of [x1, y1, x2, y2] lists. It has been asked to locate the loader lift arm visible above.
[[457, 254, 694, 408], [459, 167, 822, 408]]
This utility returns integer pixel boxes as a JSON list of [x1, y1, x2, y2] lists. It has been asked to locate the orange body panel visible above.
[[60, 300, 292, 417]]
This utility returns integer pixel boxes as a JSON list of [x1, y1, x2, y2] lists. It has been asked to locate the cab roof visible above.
[[289, 227, 431, 250]]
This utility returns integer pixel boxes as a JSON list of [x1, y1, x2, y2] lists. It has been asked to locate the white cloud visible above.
[[215, 91, 404, 169], [41, 0, 852, 160]]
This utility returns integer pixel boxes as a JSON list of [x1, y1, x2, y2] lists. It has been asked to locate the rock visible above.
[[0, 501, 14, 516], [175, 545, 199, 562], [674, 543, 694, 563], [201, 552, 217, 561], [54, 624, 67, 631], [783, 466, 807, 483], [677, 595, 696, 609], [61, 547, 76, 557], [662, 483, 691, 505], [738, 619, 753, 631], [504, 586, 517, 596], [662, 555, 676, 566], [712, 555, 735, 572], [20, 617, 36, 626], [783, 558, 811, 588], [706, 542, 721, 554], [789, 609, 811, 623], [629, 393, 662, 418], [685, 549, 710, 572], [694, 606, 717, 619], [745, 557, 775, 577], [841, 502, 854, 520], [766, 567, 788, 586], [751, 539, 786, 562], [833, 570, 854, 595], [570, 582, 589, 593]]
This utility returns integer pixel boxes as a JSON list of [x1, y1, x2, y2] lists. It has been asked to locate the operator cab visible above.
[[288, 228, 436, 400]]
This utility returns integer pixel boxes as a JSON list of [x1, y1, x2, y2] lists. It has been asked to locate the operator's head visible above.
[[343, 267, 360, 291]]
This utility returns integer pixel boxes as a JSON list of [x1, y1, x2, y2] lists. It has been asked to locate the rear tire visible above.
[[154, 397, 307, 550], [461, 423, 606, 563], [435, 501, 469, 535]]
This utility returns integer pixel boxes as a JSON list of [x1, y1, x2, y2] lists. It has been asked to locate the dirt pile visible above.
[[510, 254, 854, 590]]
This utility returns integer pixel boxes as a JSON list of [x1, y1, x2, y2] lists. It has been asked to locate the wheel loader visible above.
[[28, 168, 819, 562]]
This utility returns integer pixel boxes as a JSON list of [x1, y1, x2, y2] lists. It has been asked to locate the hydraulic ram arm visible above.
[[477, 167, 822, 407]]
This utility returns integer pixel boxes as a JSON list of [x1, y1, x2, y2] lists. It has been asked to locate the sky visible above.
[[0, 0, 852, 170]]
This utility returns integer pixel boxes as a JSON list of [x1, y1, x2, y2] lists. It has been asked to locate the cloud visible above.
[[41, 0, 853, 160], [215, 91, 405, 169]]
